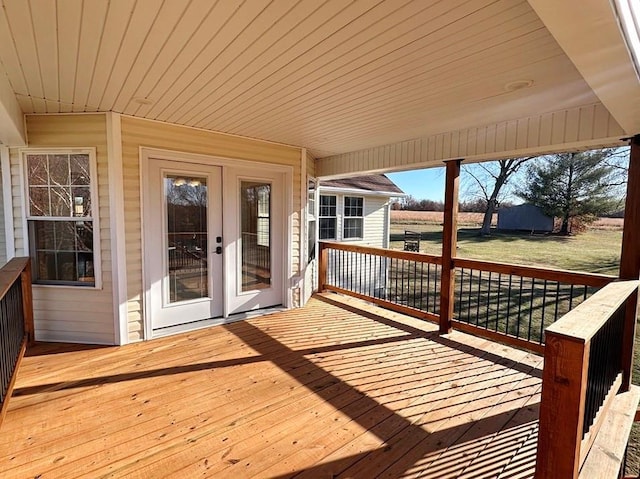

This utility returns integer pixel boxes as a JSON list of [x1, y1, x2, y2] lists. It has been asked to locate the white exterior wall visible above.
[[321, 192, 391, 248]]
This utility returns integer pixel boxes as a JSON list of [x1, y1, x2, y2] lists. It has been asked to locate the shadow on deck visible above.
[[0, 293, 542, 478]]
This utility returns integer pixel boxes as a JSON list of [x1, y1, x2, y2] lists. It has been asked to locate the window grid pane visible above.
[[343, 218, 363, 239], [344, 196, 363, 217], [26, 153, 92, 218], [319, 217, 336, 240]]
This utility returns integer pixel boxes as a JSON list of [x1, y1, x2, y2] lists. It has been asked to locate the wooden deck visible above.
[[0, 293, 543, 479]]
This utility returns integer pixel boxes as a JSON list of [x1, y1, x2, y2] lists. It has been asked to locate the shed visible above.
[[497, 204, 554, 232]]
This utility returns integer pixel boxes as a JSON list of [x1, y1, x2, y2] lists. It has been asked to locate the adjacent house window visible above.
[[343, 196, 364, 239], [307, 178, 317, 262], [25, 151, 99, 286], [319, 195, 337, 240]]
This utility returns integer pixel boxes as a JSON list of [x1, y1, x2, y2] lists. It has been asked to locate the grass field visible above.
[[388, 210, 640, 473], [390, 211, 622, 275]]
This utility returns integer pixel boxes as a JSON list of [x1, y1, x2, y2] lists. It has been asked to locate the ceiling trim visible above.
[[527, 0, 640, 136], [0, 69, 25, 145], [316, 102, 626, 178]]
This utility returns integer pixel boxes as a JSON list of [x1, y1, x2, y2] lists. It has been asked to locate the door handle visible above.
[[215, 246, 222, 255]]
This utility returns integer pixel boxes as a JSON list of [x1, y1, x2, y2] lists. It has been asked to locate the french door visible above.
[[143, 156, 285, 336], [144, 159, 223, 331]]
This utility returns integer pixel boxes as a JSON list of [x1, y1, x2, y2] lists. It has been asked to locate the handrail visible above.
[[535, 280, 639, 479], [320, 241, 442, 265], [0, 257, 34, 430], [453, 257, 615, 288]]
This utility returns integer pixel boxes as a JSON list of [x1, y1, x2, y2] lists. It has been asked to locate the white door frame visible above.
[[140, 147, 294, 339]]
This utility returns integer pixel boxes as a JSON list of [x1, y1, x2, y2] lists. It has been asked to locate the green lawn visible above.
[[389, 223, 621, 275], [389, 221, 639, 473]]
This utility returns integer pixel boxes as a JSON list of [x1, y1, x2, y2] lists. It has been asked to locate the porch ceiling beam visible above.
[[0, 68, 24, 146], [316, 103, 625, 179], [527, 0, 640, 136]]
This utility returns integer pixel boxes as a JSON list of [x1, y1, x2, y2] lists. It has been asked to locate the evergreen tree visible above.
[[518, 150, 625, 235]]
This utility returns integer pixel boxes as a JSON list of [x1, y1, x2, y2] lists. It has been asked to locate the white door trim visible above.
[[139, 147, 294, 340]]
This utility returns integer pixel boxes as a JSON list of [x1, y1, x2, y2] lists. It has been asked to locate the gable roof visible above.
[[320, 175, 404, 195]]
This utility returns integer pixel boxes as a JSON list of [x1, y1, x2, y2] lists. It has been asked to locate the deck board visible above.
[[0, 293, 544, 478]]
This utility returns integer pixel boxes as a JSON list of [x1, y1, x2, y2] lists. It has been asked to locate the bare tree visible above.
[[463, 158, 532, 236]]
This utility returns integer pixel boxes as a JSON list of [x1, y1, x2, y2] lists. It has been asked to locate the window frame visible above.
[[307, 177, 317, 263], [342, 195, 364, 240], [22, 148, 102, 289], [318, 194, 337, 240]]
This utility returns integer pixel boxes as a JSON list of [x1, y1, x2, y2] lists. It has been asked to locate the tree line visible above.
[[391, 196, 514, 213], [393, 148, 629, 236]]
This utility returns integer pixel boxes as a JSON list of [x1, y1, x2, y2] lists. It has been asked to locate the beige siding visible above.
[[0, 175, 6, 265], [317, 103, 626, 178], [120, 116, 302, 341], [10, 114, 114, 344]]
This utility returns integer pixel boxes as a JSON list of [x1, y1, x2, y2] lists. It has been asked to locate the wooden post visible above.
[[619, 135, 640, 391], [318, 242, 328, 292], [535, 333, 589, 479], [439, 159, 461, 334], [20, 259, 34, 346]]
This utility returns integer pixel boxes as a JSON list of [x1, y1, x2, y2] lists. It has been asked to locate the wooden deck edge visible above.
[[579, 385, 640, 479], [0, 338, 27, 431]]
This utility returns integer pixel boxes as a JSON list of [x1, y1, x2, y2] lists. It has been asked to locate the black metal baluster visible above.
[[527, 278, 535, 341], [516, 277, 524, 339], [506, 274, 513, 336]]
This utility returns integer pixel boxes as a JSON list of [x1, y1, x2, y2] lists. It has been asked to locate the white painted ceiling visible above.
[[0, 0, 625, 157]]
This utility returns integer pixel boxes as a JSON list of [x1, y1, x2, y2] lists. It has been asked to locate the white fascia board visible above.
[[0, 70, 25, 146], [528, 0, 640, 135], [318, 185, 406, 197]]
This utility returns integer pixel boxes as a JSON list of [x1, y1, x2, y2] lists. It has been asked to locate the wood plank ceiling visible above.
[[0, 0, 600, 157]]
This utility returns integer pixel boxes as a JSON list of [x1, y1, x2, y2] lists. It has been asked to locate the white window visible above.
[[256, 186, 270, 247], [343, 196, 364, 239], [24, 150, 100, 286], [319, 195, 337, 240], [307, 178, 317, 262]]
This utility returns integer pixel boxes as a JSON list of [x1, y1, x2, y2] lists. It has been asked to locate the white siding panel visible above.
[[317, 103, 626, 178]]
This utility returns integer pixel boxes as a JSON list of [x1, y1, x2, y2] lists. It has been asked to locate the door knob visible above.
[[215, 246, 222, 254]]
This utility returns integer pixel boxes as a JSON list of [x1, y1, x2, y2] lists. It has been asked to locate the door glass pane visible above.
[[165, 174, 208, 303], [241, 181, 271, 291]]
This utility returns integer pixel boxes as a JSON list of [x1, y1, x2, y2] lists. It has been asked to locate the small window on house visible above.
[[307, 179, 317, 262], [319, 195, 337, 240], [25, 151, 99, 286], [343, 196, 364, 239]]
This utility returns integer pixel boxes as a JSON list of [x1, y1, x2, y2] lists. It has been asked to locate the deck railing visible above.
[[535, 280, 639, 479], [319, 242, 442, 322], [319, 242, 615, 353], [452, 258, 614, 353], [0, 257, 34, 429]]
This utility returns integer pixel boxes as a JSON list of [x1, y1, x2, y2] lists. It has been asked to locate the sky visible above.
[[387, 167, 446, 201]]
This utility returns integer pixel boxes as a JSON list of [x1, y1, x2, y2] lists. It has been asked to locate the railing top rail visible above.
[[453, 257, 616, 287], [546, 280, 639, 343], [319, 241, 442, 265], [0, 258, 30, 300]]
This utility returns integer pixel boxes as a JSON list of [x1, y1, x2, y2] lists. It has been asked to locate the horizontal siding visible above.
[[317, 103, 626, 177], [321, 193, 389, 248], [120, 116, 302, 342], [9, 114, 115, 344], [0, 175, 6, 265]]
